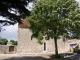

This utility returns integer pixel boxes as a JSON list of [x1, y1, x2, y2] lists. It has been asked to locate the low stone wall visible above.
[[0, 45, 17, 54]]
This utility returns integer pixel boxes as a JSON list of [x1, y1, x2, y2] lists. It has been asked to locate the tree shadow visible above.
[[50, 53, 80, 60], [63, 53, 80, 60], [3, 56, 50, 60]]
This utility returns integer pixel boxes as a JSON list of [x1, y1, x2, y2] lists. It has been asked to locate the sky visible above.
[[0, 0, 80, 41], [0, 16, 18, 41], [0, 3, 33, 41], [77, 0, 80, 6], [0, 22, 18, 41]]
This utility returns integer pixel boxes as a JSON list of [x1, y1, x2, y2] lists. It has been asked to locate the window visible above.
[[44, 42, 46, 51]]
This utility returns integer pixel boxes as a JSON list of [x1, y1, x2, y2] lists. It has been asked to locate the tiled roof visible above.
[[19, 19, 29, 28]]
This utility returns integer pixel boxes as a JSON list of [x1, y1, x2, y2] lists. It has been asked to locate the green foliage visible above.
[[0, 0, 34, 26], [50, 54, 62, 59], [10, 40, 17, 45], [28, 0, 80, 41], [73, 48, 80, 53], [0, 38, 8, 45], [28, 0, 80, 55]]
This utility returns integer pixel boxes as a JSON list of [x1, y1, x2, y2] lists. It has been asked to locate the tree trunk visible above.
[[54, 37, 58, 55]]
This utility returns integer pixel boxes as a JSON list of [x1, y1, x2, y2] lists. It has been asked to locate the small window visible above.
[[44, 42, 46, 51]]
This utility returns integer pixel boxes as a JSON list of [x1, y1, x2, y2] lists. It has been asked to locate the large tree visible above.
[[0, 0, 34, 26], [28, 0, 80, 55]]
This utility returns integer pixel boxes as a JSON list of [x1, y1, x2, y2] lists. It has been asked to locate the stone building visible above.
[[17, 19, 55, 54], [0, 43, 17, 54], [17, 19, 80, 55]]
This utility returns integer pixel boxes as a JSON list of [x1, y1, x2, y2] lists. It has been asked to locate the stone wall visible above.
[[0, 45, 9, 54], [17, 28, 55, 54], [17, 28, 80, 54], [0, 45, 17, 54]]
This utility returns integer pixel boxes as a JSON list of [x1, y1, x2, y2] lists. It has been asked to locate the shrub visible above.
[[73, 48, 80, 53], [51, 54, 62, 59]]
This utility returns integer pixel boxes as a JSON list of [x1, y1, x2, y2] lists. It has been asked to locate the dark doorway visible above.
[[0, 41, 3, 45], [44, 42, 46, 51], [9, 46, 14, 52]]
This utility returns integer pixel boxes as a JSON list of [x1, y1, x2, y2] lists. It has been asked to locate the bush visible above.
[[51, 54, 62, 59], [73, 48, 80, 53], [10, 40, 17, 45], [0, 38, 8, 45]]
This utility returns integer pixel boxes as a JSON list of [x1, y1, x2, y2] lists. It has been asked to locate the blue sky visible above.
[[0, 18, 18, 41], [0, 0, 80, 41], [0, 3, 33, 41]]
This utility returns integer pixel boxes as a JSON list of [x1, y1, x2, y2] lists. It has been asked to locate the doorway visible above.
[[9, 46, 14, 52]]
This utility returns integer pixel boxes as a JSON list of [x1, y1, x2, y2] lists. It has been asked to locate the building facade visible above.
[[17, 19, 80, 55], [17, 19, 55, 54]]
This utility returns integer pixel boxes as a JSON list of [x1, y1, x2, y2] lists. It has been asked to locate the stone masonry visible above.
[[17, 28, 55, 54], [17, 19, 80, 55], [17, 27, 80, 55]]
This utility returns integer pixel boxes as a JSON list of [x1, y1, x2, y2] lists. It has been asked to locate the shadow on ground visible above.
[[3, 56, 50, 60], [64, 54, 80, 60], [50, 53, 80, 60], [2, 53, 80, 60]]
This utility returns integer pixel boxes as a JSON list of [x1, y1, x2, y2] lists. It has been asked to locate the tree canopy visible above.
[[0, 38, 8, 45], [0, 0, 34, 26], [10, 40, 17, 45], [28, 0, 80, 55]]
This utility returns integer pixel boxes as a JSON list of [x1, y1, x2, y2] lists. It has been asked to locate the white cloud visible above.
[[27, 3, 33, 11], [0, 16, 18, 41], [76, 0, 80, 6], [0, 23, 18, 41], [76, 0, 80, 2]]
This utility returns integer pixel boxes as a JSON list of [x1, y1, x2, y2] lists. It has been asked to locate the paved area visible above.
[[0, 53, 80, 60], [0, 54, 50, 60]]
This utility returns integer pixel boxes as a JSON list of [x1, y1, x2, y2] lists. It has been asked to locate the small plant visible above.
[[51, 54, 62, 59], [73, 48, 80, 53], [69, 48, 72, 52]]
